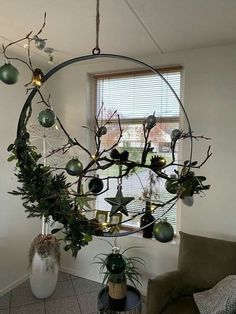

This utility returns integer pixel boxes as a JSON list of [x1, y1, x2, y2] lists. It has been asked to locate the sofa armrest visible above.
[[146, 270, 199, 314]]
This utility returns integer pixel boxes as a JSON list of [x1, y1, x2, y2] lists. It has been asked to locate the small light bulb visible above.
[[23, 43, 28, 49], [55, 124, 59, 130]]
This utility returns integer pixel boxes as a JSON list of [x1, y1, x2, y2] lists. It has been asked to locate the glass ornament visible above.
[[146, 114, 156, 129], [0, 63, 19, 85], [38, 109, 56, 128], [153, 218, 174, 243], [106, 247, 126, 274], [165, 176, 179, 194], [66, 158, 83, 176], [171, 129, 181, 141], [88, 177, 104, 194], [98, 126, 107, 136], [35, 38, 46, 50]]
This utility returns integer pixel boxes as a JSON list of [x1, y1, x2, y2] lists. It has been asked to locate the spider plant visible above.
[[94, 244, 145, 287]]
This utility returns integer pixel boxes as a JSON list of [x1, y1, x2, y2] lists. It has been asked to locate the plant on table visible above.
[[94, 242, 144, 299]]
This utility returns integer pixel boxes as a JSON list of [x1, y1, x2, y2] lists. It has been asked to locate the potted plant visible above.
[[29, 234, 60, 298], [94, 243, 144, 300]]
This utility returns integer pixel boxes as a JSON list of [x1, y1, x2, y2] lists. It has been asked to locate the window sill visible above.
[[128, 232, 179, 245], [121, 225, 179, 245]]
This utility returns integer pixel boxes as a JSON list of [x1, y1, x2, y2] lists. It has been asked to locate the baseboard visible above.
[[0, 273, 29, 297], [60, 266, 102, 283]]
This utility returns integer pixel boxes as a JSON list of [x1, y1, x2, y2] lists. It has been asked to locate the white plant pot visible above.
[[30, 251, 59, 299]]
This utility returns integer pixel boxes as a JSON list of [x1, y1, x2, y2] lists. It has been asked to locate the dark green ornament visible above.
[[106, 248, 126, 274], [66, 158, 83, 176], [153, 218, 174, 243], [171, 129, 181, 141], [165, 176, 178, 194], [38, 109, 56, 128], [146, 115, 156, 129], [88, 177, 104, 194], [0, 63, 19, 85], [97, 126, 107, 137]]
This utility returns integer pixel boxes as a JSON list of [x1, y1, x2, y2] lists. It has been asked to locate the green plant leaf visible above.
[[7, 155, 16, 162], [51, 228, 62, 234]]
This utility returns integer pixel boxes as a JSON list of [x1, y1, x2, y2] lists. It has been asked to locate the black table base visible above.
[[97, 285, 142, 314]]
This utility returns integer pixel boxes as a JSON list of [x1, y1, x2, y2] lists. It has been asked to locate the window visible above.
[[94, 67, 182, 232]]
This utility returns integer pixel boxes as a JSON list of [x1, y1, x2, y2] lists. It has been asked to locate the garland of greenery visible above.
[[8, 110, 102, 257]]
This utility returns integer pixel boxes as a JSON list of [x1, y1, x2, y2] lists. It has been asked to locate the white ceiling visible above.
[[1, 0, 236, 66]]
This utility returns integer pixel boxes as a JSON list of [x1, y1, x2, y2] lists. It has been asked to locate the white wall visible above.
[[1, 43, 236, 295], [145, 45, 236, 241], [0, 61, 42, 295], [45, 44, 236, 295]]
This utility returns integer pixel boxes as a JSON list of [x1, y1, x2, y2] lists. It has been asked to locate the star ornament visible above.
[[105, 187, 134, 217]]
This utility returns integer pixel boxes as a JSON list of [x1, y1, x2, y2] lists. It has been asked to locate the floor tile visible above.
[[10, 302, 45, 314], [0, 292, 11, 309], [72, 277, 102, 295], [46, 281, 75, 301], [77, 291, 98, 314], [11, 287, 43, 307], [69, 275, 78, 280], [57, 272, 71, 282], [45, 296, 81, 314], [0, 309, 9, 314]]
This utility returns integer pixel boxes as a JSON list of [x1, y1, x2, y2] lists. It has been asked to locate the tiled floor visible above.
[[0, 272, 146, 313]]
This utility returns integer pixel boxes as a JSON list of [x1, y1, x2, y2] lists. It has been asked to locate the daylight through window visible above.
[[94, 67, 182, 232]]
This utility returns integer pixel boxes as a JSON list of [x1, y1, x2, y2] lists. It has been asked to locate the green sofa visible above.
[[146, 231, 236, 314]]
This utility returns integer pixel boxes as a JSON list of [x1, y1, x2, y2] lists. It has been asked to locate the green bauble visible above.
[[165, 179, 178, 194], [106, 253, 126, 274], [88, 177, 104, 194], [0, 63, 19, 85], [171, 129, 181, 141], [146, 114, 156, 129], [153, 218, 174, 243], [38, 109, 56, 128], [97, 126, 107, 136], [66, 158, 83, 176]]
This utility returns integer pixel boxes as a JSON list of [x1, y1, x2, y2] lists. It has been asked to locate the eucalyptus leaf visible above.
[[7, 155, 16, 162], [7, 144, 14, 152], [51, 228, 62, 234]]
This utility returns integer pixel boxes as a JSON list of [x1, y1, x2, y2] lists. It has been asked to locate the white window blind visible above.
[[94, 68, 182, 231]]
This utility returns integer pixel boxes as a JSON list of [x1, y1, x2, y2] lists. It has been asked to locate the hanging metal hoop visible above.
[[17, 52, 193, 238]]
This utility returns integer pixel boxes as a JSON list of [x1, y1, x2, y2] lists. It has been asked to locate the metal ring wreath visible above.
[[3, 14, 211, 258]]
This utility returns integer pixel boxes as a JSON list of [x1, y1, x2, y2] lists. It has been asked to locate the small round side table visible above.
[[97, 285, 142, 314]]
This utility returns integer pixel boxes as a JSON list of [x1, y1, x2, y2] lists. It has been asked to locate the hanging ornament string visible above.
[[92, 0, 101, 55]]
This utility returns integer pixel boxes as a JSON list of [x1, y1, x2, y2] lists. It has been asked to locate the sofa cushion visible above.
[[161, 296, 199, 314], [193, 275, 236, 314], [178, 232, 236, 290]]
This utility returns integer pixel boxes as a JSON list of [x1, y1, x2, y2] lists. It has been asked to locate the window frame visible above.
[[91, 65, 183, 234]]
